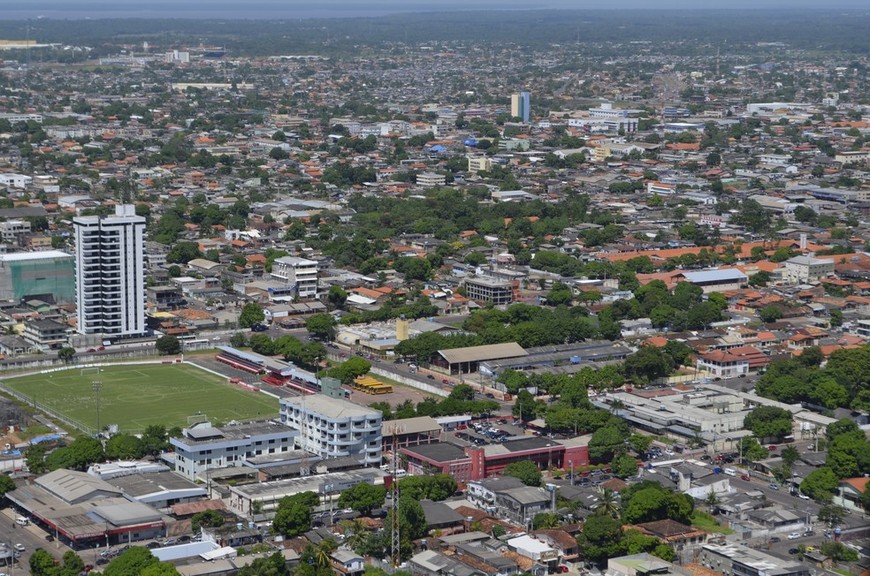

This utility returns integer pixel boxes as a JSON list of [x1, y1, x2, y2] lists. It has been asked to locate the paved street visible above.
[[0, 507, 69, 572]]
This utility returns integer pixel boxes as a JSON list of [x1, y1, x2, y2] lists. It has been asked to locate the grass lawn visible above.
[[2, 363, 278, 432], [691, 511, 734, 535]]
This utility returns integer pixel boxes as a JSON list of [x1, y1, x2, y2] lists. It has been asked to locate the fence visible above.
[[0, 380, 97, 437]]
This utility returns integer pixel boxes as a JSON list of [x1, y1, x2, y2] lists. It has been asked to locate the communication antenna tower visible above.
[[389, 423, 404, 567]]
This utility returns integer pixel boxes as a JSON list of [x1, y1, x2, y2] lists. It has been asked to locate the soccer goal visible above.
[[187, 413, 209, 426], [80, 366, 102, 378]]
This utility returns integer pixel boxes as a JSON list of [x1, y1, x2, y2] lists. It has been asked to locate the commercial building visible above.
[[682, 269, 748, 294], [382, 415, 443, 452], [467, 155, 492, 173], [89, 461, 208, 509], [696, 351, 750, 378], [270, 256, 319, 299], [416, 172, 447, 187], [401, 435, 590, 483], [462, 275, 514, 305], [279, 394, 382, 466], [698, 543, 810, 576], [227, 469, 385, 519], [400, 442, 474, 484], [169, 421, 298, 481], [73, 204, 147, 337], [511, 91, 531, 123], [6, 469, 167, 547], [783, 255, 835, 284], [0, 250, 76, 303]]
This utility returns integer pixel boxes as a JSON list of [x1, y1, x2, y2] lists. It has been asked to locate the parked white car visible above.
[[787, 532, 801, 540]]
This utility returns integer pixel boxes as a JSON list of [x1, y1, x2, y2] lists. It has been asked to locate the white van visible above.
[[15, 516, 29, 526], [723, 468, 737, 477]]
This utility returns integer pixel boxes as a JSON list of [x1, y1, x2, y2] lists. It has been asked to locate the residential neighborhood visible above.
[[0, 7, 868, 576]]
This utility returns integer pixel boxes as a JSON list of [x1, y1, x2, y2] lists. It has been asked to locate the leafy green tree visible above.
[[58, 346, 76, 363], [820, 541, 859, 562], [166, 241, 202, 264], [744, 406, 793, 441], [611, 451, 639, 479], [781, 446, 800, 468], [330, 356, 372, 384], [396, 474, 458, 501], [390, 495, 428, 541], [156, 335, 181, 355], [327, 285, 348, 309], [236, 552, 291, 576], [546, 283, 574, 306], [0, 473, 14, 498], [621, 482, 693, 524], [45, 436, 105, 471], [273, 492, 318, 537], [741, 436, 768, 463], [238, 302, 265, 328], [577, 514, 624, 565], [338, 482, 386, 515], [26, 444, 48, 474], [622, 346, 675, 383], [800, 467, 839, 502], [305, 313, 336, 340], [589, 424, 627, 463], [628, 434, 653, 457], [30, 549, 60, 576], [104, 546, 180, 576], [503, 460, 542, 486], [191, 509, 224, 532], [105, 433, 145, 460], [817, 504, 845, 528], [759, 305, 783, 323]]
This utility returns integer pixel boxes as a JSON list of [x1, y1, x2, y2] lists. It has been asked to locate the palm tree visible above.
[[596, 487, 621, 519], [314, 539, 337, 569]]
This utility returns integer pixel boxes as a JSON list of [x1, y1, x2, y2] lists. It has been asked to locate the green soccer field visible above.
[[2, 363, 279, 432]]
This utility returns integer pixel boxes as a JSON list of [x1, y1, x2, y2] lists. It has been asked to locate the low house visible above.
[[330, 549, 365, 576], [833, 477, 869, 513]]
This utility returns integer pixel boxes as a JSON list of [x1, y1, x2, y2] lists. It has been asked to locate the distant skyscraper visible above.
[[510, 91, 531, 123], [74, 205, 146, 337]]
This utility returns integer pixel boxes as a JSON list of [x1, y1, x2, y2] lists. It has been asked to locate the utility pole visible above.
[[92, 381, 102, 435]]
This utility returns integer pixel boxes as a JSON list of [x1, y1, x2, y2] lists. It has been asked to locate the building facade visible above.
[[280, 394, 382, 466], [73, 205, 146, 337], [0, 250, 76, 303], [511, 91, 531, 123], [783, 255, 835, 284], [270, 256, 319, 299], [169, 421, 298, 481]]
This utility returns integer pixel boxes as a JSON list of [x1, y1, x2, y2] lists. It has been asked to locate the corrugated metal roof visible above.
[[438, 342, 527, 364]]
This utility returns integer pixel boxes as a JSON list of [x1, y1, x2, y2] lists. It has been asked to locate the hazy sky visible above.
[[4, 0, 868, 19]]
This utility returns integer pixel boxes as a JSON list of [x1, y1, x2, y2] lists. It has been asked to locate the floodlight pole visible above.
[[93, 381, 102, 435]]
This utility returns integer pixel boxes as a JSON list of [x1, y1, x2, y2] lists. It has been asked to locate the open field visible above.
[[1, 363, 279, 432]]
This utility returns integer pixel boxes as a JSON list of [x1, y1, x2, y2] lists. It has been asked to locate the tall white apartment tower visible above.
[[74, 205, 147, 337]]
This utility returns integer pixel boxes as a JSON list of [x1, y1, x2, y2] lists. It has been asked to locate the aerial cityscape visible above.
[[0, 5, 867, 576]]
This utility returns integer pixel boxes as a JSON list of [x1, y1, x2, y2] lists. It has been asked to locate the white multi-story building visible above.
[[0, 220, 31, 242], [73, 204, 146, 337], [169, 421, 298, 481], [783, 255, 835, 284], [270, 256, 318, 299], [279, 395, 382, 466]]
